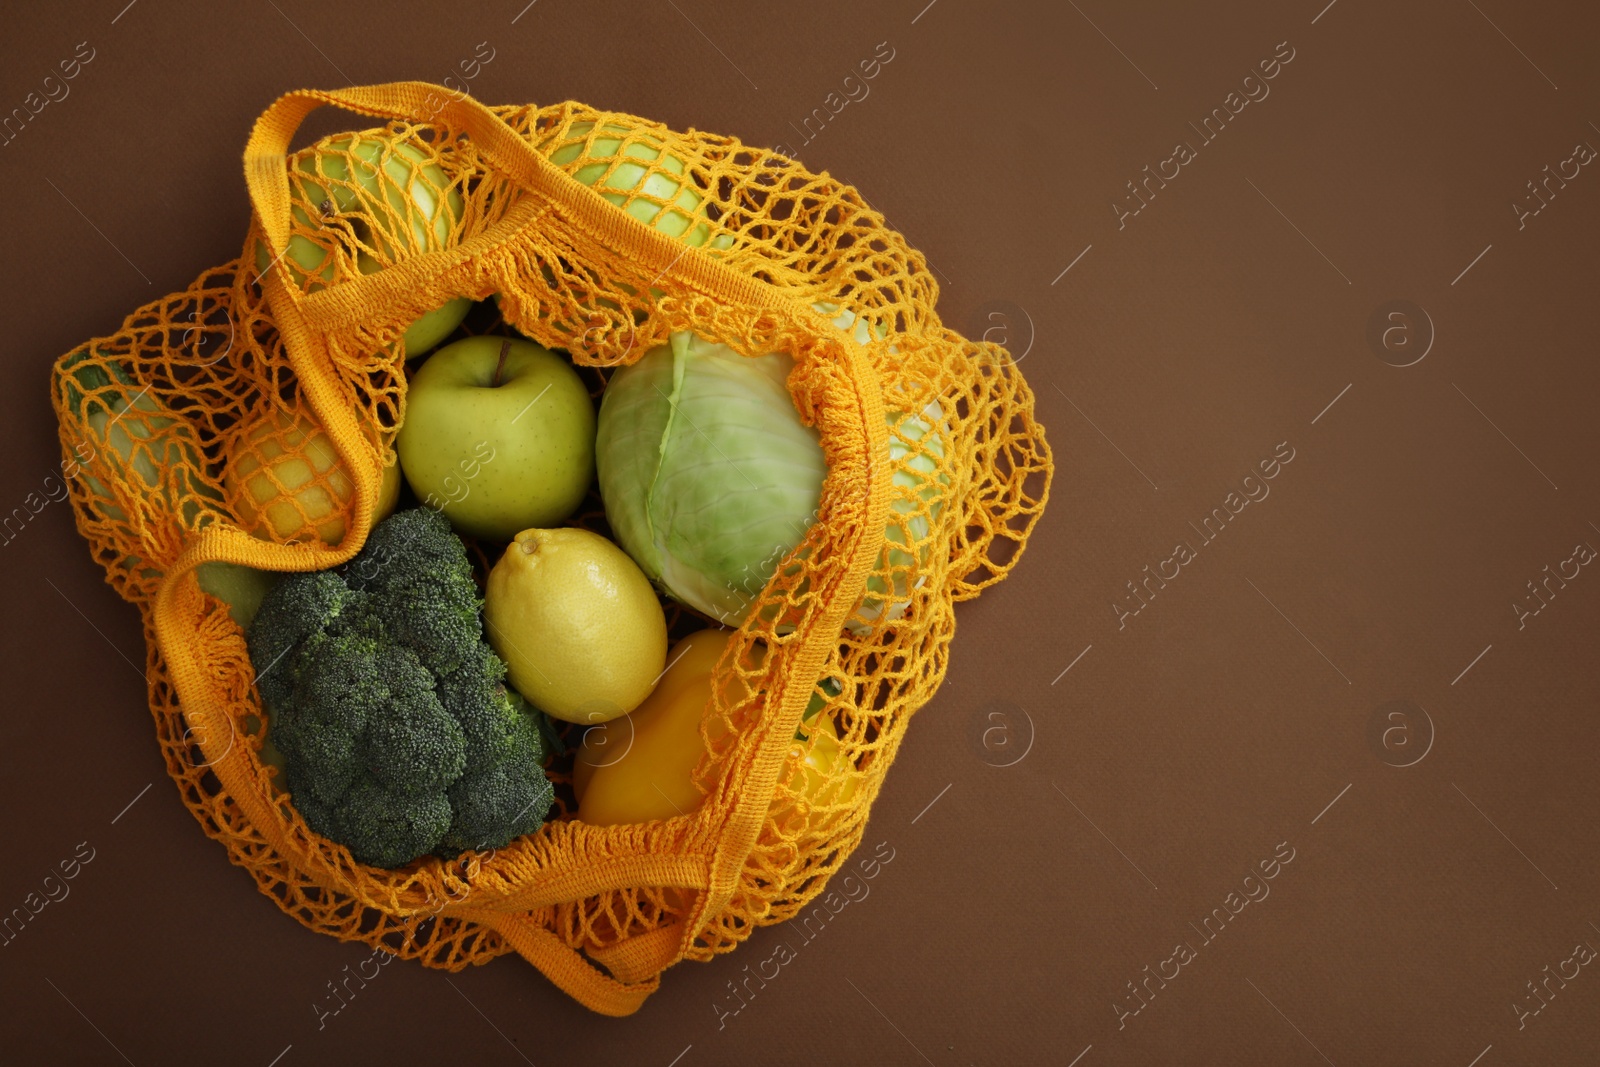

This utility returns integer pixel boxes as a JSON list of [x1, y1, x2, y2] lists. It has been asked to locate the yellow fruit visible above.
[[484, 528, 667, 723], [574, 629, 856, 828], [778, 712, 856, 818], [225, 408, 399, 545], [574, 629, 733, 825]]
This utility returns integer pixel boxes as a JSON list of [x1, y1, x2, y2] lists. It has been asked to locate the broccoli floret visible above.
[[375, 572, 482, 676], [436, 645, 517, 766], [247, 570, 349, 711], [442, 760, 551, 854], [247, 507, 554, 868], [345, 507, 474, 594], [273, 633, 377, 804], [344, 508, 482, 675], [364, 647, 467, 797], [333, 780, 454, 870], [438, 691, 552, 854]]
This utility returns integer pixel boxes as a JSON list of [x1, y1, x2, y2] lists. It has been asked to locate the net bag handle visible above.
[[243, 82, 785, 325]]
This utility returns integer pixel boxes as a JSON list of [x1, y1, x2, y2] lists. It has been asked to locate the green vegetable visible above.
[[597, 331, 827, 624], [798, 676, 843, 741], [247, 507, 553, 868], [595, 326, 949, 628]]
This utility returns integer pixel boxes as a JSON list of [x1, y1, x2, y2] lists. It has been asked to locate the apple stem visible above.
[[491, 338, 511, 388]]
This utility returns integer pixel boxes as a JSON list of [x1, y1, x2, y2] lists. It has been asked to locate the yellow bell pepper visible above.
[[574, 629, 729, 826], [574, 630, 855, 826]]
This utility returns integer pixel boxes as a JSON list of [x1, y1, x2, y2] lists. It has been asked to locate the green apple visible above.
[[397, 336, 595, 540], [351, 248, 473, 357], [492, 121, 740, 328], [196, 561, 278, 628], [398, 296, 472, 357], [548, 121, 717, 246], [253, 131, 470, 357], [255, 132, 461, 286]]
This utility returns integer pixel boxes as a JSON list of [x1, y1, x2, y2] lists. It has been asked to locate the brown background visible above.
[[2, 1, 1597, 1064]]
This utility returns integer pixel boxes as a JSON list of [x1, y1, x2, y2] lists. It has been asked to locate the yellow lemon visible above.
[[484, 528, 667, 723], [225, 408, 399, 545]]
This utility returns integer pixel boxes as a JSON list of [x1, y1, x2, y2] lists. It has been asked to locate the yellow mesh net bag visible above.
[[49, 83, 1051, 1015]]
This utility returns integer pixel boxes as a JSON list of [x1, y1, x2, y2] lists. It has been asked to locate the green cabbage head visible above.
[[597, 326, 948, 629], [597, 331, 827, 624]]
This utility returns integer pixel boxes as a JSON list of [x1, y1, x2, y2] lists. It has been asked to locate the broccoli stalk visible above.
[[247, 508, 552, 867]]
